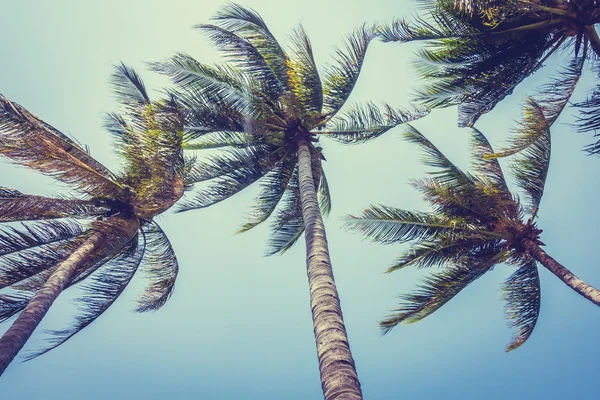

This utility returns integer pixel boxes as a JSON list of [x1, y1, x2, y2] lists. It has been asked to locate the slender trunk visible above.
[[584, 26, 600, 58], [297, 140, 362, 400], [522, 238, 600, 306], [0, 216, 139, 376]]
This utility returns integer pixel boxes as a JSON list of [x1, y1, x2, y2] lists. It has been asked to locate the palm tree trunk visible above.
[[0, 216, 139, 376], [522, 238, 600, 306], [297, 139, 362, 400]]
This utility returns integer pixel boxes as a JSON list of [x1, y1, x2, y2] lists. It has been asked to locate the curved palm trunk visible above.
[[523, 238, 600, 306], [297, 140, 362, 400], [0, 216, 139, 376]]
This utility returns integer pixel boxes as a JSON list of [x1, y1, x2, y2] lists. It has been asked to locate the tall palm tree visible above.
[[346, 102, 600, 351], [0, 64, 188, 375], [154, 4, 426, 398], [379, 0, 600, 154]]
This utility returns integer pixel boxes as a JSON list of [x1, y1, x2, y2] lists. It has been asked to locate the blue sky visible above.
[[1, 1, 599, 399]]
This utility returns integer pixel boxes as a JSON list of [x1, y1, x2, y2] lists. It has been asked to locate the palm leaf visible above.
[[136, 222, 179, 312], [0, 189, 108, 222], [322, 103, 429, 144], [287, 26, 323, 113], [321, 25, 375, 117], [0, 95, 122, 197], [502, 257, 541, 352], [345, 204, 483, 245], [509, 100, 551, 216], [22, 233, 144, 360], [380, 257, 496, 333]]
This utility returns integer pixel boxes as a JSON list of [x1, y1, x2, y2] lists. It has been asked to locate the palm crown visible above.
[[0, 64, 187, 362], [346, 104, 600, 351], [379, 0, 600, 153], [154, 4, 426, 254]]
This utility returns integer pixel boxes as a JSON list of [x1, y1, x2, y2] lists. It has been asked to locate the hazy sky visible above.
[[1, 1, 599, 399]]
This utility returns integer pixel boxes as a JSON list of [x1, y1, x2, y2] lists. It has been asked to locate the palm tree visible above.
[[379, 0, 600, 154], [153, 4, 426, 398], [346, 102, 600, 352], [0, 64, 188, 375]]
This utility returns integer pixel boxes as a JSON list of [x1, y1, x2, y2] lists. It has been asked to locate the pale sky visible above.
[[1, 1, 599, 399]]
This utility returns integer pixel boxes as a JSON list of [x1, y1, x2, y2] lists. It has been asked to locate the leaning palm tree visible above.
[[154, 4, 426, 398], [346, 102, 600, 351], [379, 0, 600, 153], [0, 64, 187, 375]]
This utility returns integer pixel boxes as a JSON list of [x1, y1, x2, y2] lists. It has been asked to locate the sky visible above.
[[1, 1, 599, 399]]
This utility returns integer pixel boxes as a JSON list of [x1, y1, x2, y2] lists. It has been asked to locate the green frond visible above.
[[237, 159, 295, 233], [265, 169, 304, 256], [110, 62, 150, 107], [287, 25, 323, 113], [0, 94, 122, 197], [469, 128, 510, 194], [502, 257, 541, 352], [176, 146, 278, 212], [136, 222, 179, 312], [509, 99, 551, 217], [183, 130, 255, 150], [574, 67, 600, 155], [318, 170, 332, 217], [403, 125, 475, 187], [380, 259, 495, 333], [0, 189, 108, 222], [322, 103, 429, 144], [195, 23, 285, 100], [0, 220, 87, 290], [387, 235, 499, 272], [345, 204, 483, 245], [151, 54, 260, 117], [211, 3, 290, 92], [22, 233, 143, 360], [321, 25, 376, 117]]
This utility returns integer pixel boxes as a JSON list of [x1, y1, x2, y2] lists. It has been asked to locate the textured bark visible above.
[[0, 216, 139, 376], [297, 140, 362, 400], [523, 238, 600, 306]]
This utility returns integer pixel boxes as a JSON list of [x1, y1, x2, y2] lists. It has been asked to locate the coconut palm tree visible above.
[[379, 0, 600, 153], [0, 64, 188, 375], [153, 4, 426, 398], [346, 101, 600, 351]]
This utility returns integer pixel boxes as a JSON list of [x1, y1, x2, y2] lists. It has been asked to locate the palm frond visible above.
[[22, 233, 144, 360], [152, 54, 260, 117], [509, 99, 551, 216], [136, 222, 178, 312], [322, 103, 429, 144], [387, 235, 498, 272], [318, 170, 332, 217], [265, 167, 305, 255], [574, 69, 600, 154], [322, 25, 375, 117], [345, 204, 483, 245], [380, 258, 495, 333], [502, 257, 541, 352], [0, 189, 108, 222], [237, 158, 295, 233], [211, 3, 290, 92], [196, 23, 285, 100], [469, 128, 510, 196], [0, 95, 122, 197], [403, 125, 475, 187], [0, 220, 87, 290], [177, 146, 277, 211], [0, 293, 31, 323], [287, 25, 323, 113], [110, 62, 150, 107]]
